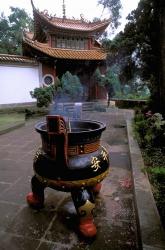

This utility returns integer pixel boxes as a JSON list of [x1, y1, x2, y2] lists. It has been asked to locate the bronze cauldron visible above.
[[27, 115, 109, 237]]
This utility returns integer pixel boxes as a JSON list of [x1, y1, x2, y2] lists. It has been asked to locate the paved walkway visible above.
[[0, 109, 139, 250]]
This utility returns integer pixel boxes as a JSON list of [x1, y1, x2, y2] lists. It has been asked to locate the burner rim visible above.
[[35, 119, 106, 134]]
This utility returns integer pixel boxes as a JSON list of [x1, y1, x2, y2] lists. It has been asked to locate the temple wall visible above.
[[0, 64, 40, 105], [42, 63, 56, 81]]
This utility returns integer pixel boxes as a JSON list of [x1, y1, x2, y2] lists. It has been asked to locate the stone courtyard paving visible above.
[[0, 109, 140, 250]]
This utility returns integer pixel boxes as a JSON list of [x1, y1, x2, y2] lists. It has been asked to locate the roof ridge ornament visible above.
[[31, 0, 35, 9], [62, 0, 66, 19]]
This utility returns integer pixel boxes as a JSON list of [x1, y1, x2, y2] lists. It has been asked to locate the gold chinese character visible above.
[[91, 157, 100, 172], [34, 149, 41, 163], [101, 150, 108, 161]]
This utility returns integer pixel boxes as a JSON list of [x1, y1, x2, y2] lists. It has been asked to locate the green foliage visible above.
[[134, 111, 165, 148], [98, 0, 122, 30], [150, 167, 165, 181], [105, 66, 121, 94], [61, 71, 83, 100], [93, 68, 102, 83], [30, 85, 55, 108], [115, 80, 150, 100], [144, 149, 165, 226], [24, 107, 48, 119], [0, 7, 33, 54], [0, 13, 11, 54], [93, 66, 121, 97], [102, 33, 151, 99], [143, 148, 165, 168], [149, 165, 165, 225], [103, 0, 165, 115], [134, 110, 165, 227], [54, 76, 61, 89], [30, 72, 83, 107]]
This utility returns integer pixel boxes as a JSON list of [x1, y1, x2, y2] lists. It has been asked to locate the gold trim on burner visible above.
[[34, 169, 109, 189], [43, 140, 100, 156]]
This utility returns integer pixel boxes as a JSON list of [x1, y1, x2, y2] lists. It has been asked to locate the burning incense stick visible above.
[[68, 118, 71, 132]]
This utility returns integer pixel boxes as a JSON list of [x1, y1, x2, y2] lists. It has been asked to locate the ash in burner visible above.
[[69, 128, 92, 132]]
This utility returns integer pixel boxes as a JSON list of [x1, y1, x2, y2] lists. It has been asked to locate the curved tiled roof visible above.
[[37, 13, 110, 32], [31, 0, 110, 34], [0, 54, 38, 64], [23, 37, 107, 61]]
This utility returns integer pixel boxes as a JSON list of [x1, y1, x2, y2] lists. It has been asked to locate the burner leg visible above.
[[71, 189, 97, 238], [26, 175, 45, 209], [92, 183, 102, 195]]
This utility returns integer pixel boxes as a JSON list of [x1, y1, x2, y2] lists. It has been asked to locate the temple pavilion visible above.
[[23, 0, 110, 100]]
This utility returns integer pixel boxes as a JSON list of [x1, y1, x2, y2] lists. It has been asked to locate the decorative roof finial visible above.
[[62, 0, 66, 19], [31, 0, 35, 9]]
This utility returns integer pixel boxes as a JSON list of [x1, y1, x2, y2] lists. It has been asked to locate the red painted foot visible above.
[[79, 217, 97, 238], [93, 183, 102, 194], [26, 192, 44, 209]]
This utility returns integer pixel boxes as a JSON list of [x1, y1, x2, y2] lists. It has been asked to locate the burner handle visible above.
[[46, 115, 68, 166]]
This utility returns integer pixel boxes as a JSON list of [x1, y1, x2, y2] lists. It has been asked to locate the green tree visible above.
[[93, 68, 102, 83], [105, 66, 121, 94], [61, 71, 83, 100], [102, 0, 165, 115], [158, 0, 165, 116], [0, 13, 12, 54], [94, 66, 120, 98], [0, 7, 33, 54], [98, 0, 122, 30]]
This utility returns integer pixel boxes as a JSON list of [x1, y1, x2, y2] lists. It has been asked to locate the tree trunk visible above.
[[159, 0, 165, 116]]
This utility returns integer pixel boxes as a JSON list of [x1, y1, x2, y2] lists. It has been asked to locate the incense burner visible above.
[[27, 115, 109, 237]]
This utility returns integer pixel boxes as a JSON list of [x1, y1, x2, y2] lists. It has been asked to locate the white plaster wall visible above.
[[0, 65, 40, 104]]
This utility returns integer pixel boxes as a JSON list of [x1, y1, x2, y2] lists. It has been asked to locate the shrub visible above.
[[24, 107, 48, 119], [30, 85, 55, 107], [149, 166, 165, 226], [134, 111, 165, 228], [133, 111, 165, 148], [61, 71, 83, 100]]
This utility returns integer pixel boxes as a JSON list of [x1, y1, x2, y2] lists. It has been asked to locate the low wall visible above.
[[112, 98, 148, 108]]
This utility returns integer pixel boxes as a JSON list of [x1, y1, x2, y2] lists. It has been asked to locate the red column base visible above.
[[93, 183, 102, 194], [79, 217, 97, 238], [26, 192, 44, 209]]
